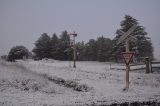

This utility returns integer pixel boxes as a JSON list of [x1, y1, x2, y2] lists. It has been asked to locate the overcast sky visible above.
[[0, 0, 160, 59]]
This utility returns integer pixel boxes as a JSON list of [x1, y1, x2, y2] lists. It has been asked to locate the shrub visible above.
[[8, 46, 29, 62]]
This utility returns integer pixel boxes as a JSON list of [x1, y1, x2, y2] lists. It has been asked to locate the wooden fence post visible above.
[[145, 57, 151, 73], [151, 61, 153, 73]]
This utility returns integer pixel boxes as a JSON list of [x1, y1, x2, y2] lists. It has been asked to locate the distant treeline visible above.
[[32, 31, 113, 62], [2, 15, 154, 62], [32, 15, 153, 62]]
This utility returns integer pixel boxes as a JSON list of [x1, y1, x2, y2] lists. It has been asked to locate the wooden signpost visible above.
[[122, 52, 135, 90], [69, 31, 77, 68], [117, 24, 137, 90]]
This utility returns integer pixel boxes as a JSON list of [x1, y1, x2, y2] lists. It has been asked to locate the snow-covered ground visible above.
[[0, 59, 160, 106]]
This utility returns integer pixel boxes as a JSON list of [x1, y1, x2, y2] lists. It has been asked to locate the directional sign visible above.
[[122, 52, 135, 65], [117, 24, 137, 45]]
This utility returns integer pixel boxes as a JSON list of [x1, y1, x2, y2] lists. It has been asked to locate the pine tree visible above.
[[32, 33, 51, 59], [84, 39, 97, 61], [50, 33, 60, 59], [59, 30, 71, 60], [97, 36, 112, 61], [76, 41, 85, 61], [111, 15, 154, 62]]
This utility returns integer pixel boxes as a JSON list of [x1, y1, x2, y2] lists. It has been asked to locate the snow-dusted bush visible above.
[[74, 84, 91, 92], [8, 46, 29, 62], [65, 80, 78, 88], [0, 79, 44, 92], [0, 55, 8, 61], [43, 74, 91, 92]]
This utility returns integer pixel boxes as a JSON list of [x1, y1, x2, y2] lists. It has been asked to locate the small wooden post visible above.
[[109, 63, 111, 70], [145, 57, 151, 73], [151, 61, 153, 73]]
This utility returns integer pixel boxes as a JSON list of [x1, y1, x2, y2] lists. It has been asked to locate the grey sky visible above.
[[0, 0, 160, 59]]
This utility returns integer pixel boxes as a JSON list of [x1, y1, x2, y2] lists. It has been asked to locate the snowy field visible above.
[[0, 59, 160, 106]]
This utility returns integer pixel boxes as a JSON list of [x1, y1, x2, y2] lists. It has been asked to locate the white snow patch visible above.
[[0, 59, 160, 105]]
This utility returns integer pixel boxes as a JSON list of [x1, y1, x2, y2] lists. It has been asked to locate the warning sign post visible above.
[[117, 24, 137, 90], [122, 52, 135, 91]]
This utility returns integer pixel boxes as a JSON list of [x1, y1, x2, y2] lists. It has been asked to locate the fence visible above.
[[110, 61, 160, 72], [109, 63, 145, 70], [151, 61, 160, 72]]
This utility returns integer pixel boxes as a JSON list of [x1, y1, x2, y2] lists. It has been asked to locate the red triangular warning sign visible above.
[[122, 52, 135, 65]]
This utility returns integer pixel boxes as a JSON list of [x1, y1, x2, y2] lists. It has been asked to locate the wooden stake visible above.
[[73, 35, 76, 68], [125, 39, 130, 90]]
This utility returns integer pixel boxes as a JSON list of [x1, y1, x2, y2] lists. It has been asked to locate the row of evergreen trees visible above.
[[32, 32, 113, 61], [31, 15, 153, 62], [2, 15, 153, 62], [32, 31, 72, 60]]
